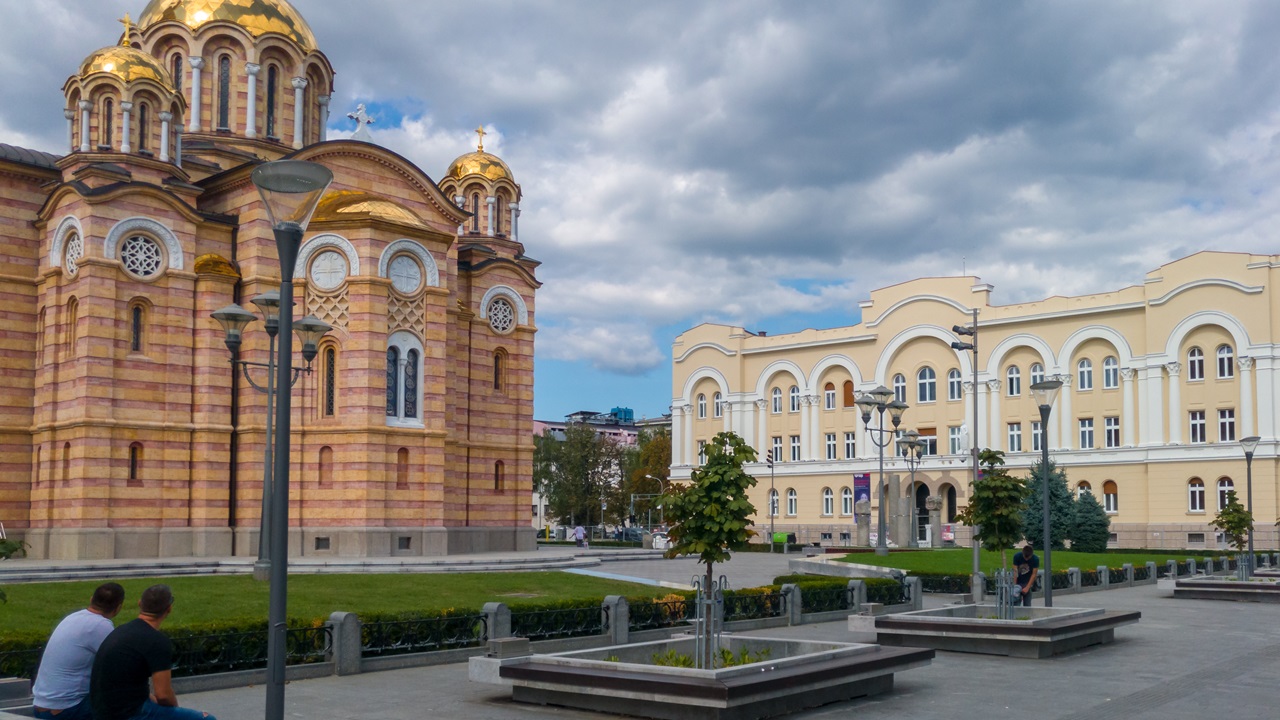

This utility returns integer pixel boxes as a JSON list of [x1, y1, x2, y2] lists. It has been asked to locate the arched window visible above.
[[1217, 478, 1234, 511], [34, 445, 41, 487], [36, 307, 45, 365], [1103, 480, 1118, 513], [917, 367, 936, 403], [1030, 363, 1044, 385], [1077, 359, 1093, 390], [494, 460, 505, 491], [65, 297, 79, 358], [771, 387, 782, 414], [788, 386, 800, 412], [494, 195, 505, 235], [266, 65, 279, 137], [1187, 347, 1204, 381], [947, 369, 963, 401], [1076, 480, 1092, 499], [102, 98, 114, 147], [824, 382, 836, 410], [471, 193, 481, 232], [386, 333, 424, 425], [493, 351, 505, 391], [62, 442, 71, 484], [385, 346, 399, 416], [841, 487, 853, 515], [1005, 366, 1020, 396], [1188, 478, 1205, 512], [713, 392, 723, 418], [893, 374, 906, 403], [822, 487, 834, 516], [137, 103, 149, 152], [1103, 356, 1119, 389], [843, 380, 856, 407], [697, 394, 707, 419], [319, 446, 333, 487], [403, 350, 419, 418], [786, 488, 797, 516], [323, 347, 337, 416], [768, 489, 779, 518], [396, 448, 409, 489], [217, 55, 232, 130], [128, 443, 142, 487], [172, 55, 184, 94], [1216, 345, 1234, 379], [130, 304, 144, 353]]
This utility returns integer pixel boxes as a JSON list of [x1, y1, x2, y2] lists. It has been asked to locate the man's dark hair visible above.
[[90, 582, 125, 612], [1023, 544, 1034, 552], [139, 584, 174, 616]]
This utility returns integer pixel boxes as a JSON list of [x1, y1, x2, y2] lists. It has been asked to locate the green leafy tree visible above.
[[660, 431, 757, 667], [955, 449, 1026, 570], [1020, 460, 1074, 550], [1071, 489, 1111, 553], [1210, 489, 1253, 554], [533, 422, 623, 527], [618, 428, 671, 527]]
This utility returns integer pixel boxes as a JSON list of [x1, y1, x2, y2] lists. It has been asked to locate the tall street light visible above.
[[1241, 435, 1261, 576], [252, 159, 333, 720], [898, 430, 924, 548], [856, 385, 908, 556], [1030, 377, 1063, 607], [951, 310, 979, 575]]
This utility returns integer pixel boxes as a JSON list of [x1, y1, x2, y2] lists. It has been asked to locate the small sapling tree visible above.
[[955, 449, 1027, 571], [1210, 489, 1253, 555]]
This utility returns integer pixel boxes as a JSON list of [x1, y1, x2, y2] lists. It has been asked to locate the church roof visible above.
[[0, 143, 60, 170], [312, 190, 429, 230], [79, 45, 174, 88], [446, 150, 514, 183], [137, 0, 318, 53]]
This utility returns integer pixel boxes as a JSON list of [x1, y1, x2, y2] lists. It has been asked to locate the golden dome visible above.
[[194, 253, 239, 277], [312, 191, 428, 230], [79, 45, 174, 87], [137, 0, 317, 53], [445, 150, 514, 183]]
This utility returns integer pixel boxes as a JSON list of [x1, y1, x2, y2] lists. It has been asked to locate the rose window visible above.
[[488, 297, 515, 334], [65, 233, 83, 276], [388, 255, 422, 294], [121, 235, 164, 278]]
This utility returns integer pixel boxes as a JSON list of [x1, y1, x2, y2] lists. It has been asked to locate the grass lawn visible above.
[[1, 571, 663, 637], [837, 548, 1210, 576]]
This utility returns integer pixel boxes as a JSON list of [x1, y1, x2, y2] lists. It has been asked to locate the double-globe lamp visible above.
[[1029, 378, 1063, 606], [856, 385, 907, 556], [897, 430, 924, 548]]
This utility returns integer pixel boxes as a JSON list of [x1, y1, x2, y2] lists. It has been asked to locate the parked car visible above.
[[616, 527, 644, 542], [651, 531, 670, 550]]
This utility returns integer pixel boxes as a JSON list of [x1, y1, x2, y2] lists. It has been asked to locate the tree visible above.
[[1209, 489, 1253, 554], [619, 428, 672, 527], [533, 422, 624, 527], [1071, 489, 1111, 553], [955, 449, 1027, 570], [1020, 459, 1074, 550], [660, 431, 757, 668]]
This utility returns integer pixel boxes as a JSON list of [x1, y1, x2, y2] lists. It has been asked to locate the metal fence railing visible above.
[[361, 614, 487, 658], [510, 605, 606, 641]]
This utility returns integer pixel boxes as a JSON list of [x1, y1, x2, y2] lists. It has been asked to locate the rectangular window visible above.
[[1031, 421, 1043, 452], [1078, 418, 1094, 449], [697, 440, 707, 465], [1104, 492, 1118, 513], [920, 434, 938, 455], [1007, 423, 1022, 452], [1189, 411, 1206, 443], [1218, 409, 1236, 442], [824, 388, 835, 410], [844, 432, 856, 459], [772, 436, 783, 464], [825, 433, 837, 460], [948, 426, 962, 455], [790, 435, 801, 462], [1187, 532, 1205, 544], [1104, 416, 1121, 448]]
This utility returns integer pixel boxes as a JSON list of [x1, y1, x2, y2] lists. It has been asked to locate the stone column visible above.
[[682, 404, 694, 467], [509, 202, 520, 241], [987, 379, 1002, 451], [926, 495, 943, 548], [188, 57, 204, 132], [64, 109, 75, 152], [1120, 368, 1136, 446], [669, 404, 684, 466], [453, 194, 466, 234], [799, 395, 812, 461], [1058, 374, 1073, 450], [291, 77, 308, 148], [975, 381, 989, 451], [963, 381, 975, 451], [809, 395, 821, 459], [79, 101, 92, 152], [119, 102, 133, 153], [1239, 356, 1255, 438], [756, 399, 768, 457], [1140, 364, 1164, 445], [158, 112, 172, 162], [486, 196, 497, 236], [244, 63, 260, 138], [855, 498, 871, 546], [887, 473, 906, 548], [317, 95, 330, 142], [740, 398, 755, 448], [1165, 362, 1182, 444]]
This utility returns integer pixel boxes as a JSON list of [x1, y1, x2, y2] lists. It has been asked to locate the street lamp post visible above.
[[251, 159, 333, 720], [1241, 436, 1261, 576], [898, 431, 924, 548], [856, 386, 908, 556], [1030, 378, 1064, 607], [951, 310, 979, 575]]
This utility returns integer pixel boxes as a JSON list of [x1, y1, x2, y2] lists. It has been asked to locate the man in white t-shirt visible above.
[[32, 582, 125, 720]]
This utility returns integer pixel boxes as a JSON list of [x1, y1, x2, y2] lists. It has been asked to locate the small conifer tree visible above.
[[1021, 460, 1074, 550], [1209, 490, 1252, 555], [1071, 489, 1111, 554]]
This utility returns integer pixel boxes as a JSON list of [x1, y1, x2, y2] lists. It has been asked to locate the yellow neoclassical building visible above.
[[671, 252, 1278, 550]]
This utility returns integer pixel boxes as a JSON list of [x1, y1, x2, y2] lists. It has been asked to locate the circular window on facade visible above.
[[487, 297, 516, 334], [388, 254, 422, 295], [309, 250, 348, 291], [64, 232, 84, 277], [120, 235, 165, 280]]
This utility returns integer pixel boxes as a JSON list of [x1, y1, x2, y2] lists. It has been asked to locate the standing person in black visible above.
[[1013, 544, 1040, 606], [89, 585, 216, 720]]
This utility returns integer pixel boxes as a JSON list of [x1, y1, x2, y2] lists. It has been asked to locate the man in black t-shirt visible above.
[[1013, 544, 1040, 606], [89, 584, 216, 720]]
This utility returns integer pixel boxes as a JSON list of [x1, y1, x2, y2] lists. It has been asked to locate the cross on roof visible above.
[[119, 12, 134, 46], [475, 126, 486, 152], [347, 104, 375, 141]]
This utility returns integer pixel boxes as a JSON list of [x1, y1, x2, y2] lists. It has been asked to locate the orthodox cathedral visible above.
[[0, 0, 539, 559]]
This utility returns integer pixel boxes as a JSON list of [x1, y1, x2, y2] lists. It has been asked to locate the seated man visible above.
[[32, 582, 125, 720], [89, 585, 216, 720]]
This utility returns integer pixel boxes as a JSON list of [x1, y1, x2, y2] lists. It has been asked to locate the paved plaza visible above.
[[168, 550, 1280, 720]]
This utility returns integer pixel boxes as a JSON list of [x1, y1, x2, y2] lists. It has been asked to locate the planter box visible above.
[[872, 605, 1140, 659], [1174, 576, 1280, 603]]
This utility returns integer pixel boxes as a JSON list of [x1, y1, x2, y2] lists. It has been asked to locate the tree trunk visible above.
[[703, 562, 714, 669]]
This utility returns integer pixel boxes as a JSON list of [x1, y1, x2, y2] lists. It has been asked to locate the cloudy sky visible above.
[[4, 1, 1280, 422]]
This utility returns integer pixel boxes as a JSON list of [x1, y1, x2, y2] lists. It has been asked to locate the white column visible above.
[[1057, 374, 1073, 450], [670, 405, 684, 466], [317, 95, 330, 142], [454, 195, 466, 234], [244, 63, 260, 139], [291, 77, 308, 148], [975, 381, 989, 451], [64, 109, 75, 152], [119, 102, 133, 153], [509, 202, 520, 242], [962, 381, 975, 452], [188, 58, 204, 132], [1258, 357, 1277, 440], [1139, 364, 1164, 446], [486, 196, 496, 236], [987, 379, 1002, 451], [1165, 362, 1182, 444], [158, 112, 172, 162], [1239, 356, 1256, 438], [755, 399, 768, 456], [78, 101, 92, 152], [741, 399, 756, 449], [799, 396, 813, 461], [681, 404, 694, 467], [1120, 368, 1136, 446], [809, 395, 821, 460]]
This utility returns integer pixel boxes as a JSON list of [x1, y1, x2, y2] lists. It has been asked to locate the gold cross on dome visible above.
[[475, 125, 486, 152], [119, 12, 134, 46]]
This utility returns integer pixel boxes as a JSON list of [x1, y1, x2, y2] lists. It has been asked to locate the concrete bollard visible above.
[[1097, 565, 1109, 590], [1068, 568, 1081, 592], [781, 584, 804, 625], [483, 602, 511, 640], [1123, 563, 1134, 587], [328, 611, 362, 677], [1144, 562, 1157, 584], [972, 572, 986, 603], [603, 596, 629, 645], [1167, 559, 1178, 577], [907, 577, 923, 611], [847, 580, 866, 613]]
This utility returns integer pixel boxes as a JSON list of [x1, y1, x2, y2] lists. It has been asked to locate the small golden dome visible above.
[[312, 191, 428, 230], [137, 0, 317, 53], [194, 253, 239, 277], [79, 45, 174, 87], [445, 151, 514, 183]]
